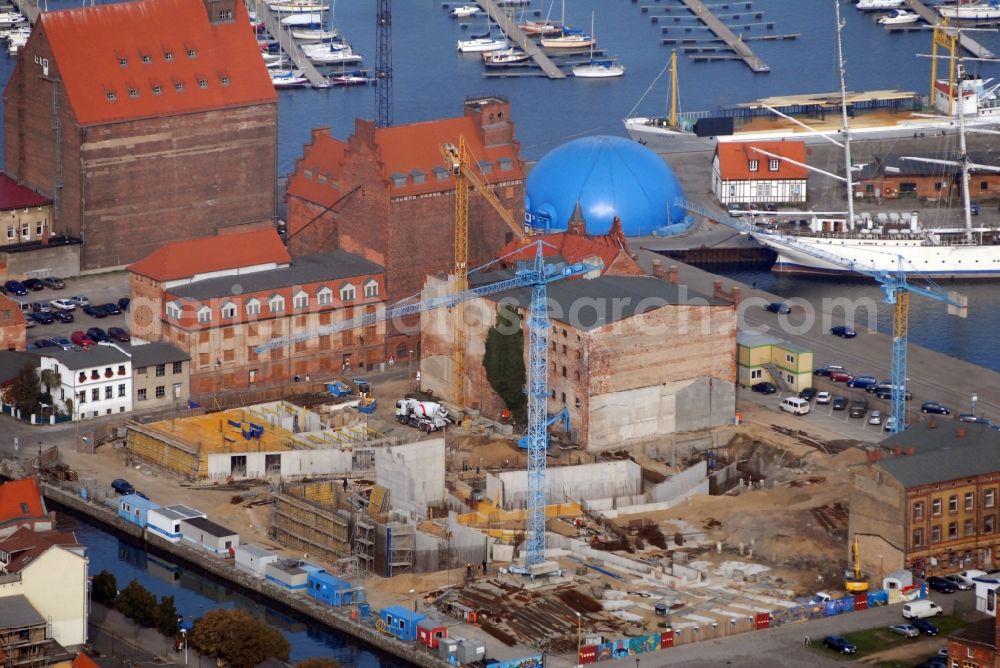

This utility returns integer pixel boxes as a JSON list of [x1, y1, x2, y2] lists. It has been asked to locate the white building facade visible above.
[[39, 344, 133, 420], [712, 141, 809, 205]]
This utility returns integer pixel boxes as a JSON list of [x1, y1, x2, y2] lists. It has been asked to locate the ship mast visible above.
[[669, 50, 678, 130], [955, 55, 974, 244], [835, 0, 855, 231]]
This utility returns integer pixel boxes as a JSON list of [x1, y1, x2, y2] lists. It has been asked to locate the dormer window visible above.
[[174, 81, 184, 92], [128, 88, 138, 98], [152, 84, 162, 95], [187, 48, 197, 58], [166, 302, 182, 319], [293, 290, 309, 310], [197, 305, 211, 323], [221, 302, 236, 320], [768, 159, 780, 172], [364, 279, 379, 299], [218, 9, 232, 20], [317, 286, 333, 306], [340, 283, 356, 301], [164, 51, 174, 62], [118, 56, 128, 67], [197, 78, 207, 89], [141, 54, 152, 64], [106, 91, 117, 101], [748, 160, 759, 172], [220, 75, 230, 85]]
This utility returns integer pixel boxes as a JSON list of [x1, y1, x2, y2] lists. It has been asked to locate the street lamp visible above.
[[972, 393, 979, 416], [574, 611, 581, 658], [180, 627, 188, 665], [409, 588, 417, 612]]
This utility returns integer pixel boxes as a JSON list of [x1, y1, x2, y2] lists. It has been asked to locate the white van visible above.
[[902, 600, 943, 619], [780, 397, 811, 415]]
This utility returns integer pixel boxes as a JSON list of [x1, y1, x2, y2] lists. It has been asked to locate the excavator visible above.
[[845, 536, 869, 593]]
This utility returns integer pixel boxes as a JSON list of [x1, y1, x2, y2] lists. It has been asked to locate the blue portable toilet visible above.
[[117, 493, 160, 529], [379, 605, 426, 642]]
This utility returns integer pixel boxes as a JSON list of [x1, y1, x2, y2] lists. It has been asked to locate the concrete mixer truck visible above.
[[395, 398, 451, 433]]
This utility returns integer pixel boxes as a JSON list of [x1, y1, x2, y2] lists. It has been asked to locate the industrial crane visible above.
[[256, 242, 602, 570], [684, 201, 967, 433], [440, 137, 527, 408]]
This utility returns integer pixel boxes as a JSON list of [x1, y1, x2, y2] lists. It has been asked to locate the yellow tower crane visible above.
[[441, 137, 527, 408]]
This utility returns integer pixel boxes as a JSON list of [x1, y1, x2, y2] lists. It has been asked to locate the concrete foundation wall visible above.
[[651, 460, 709, 503], [2, 243, 80, 281], [849, 466, 907, 583], [495, 460, 641, 509], [206, 448, 355, 480], [375, 439, 446, 515]]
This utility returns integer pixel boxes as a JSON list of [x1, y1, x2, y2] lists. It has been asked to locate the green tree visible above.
[[116, 580, 158, 627], [91, 570, 118, 606], [39, 368, 61, 393], [483, 306, 527, 423], [190, 608, 290, 666], [8, 362, 40, 415], [295, 660, 343, 668], [154, 595, 180, 637]]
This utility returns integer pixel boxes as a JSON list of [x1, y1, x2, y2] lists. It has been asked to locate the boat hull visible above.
[[573, 64, 624, 78], [624, 113, 1000, 154], [754, 233, 1000, 279]]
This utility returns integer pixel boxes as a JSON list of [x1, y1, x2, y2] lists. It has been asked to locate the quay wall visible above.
[[40, 482, 444, 668]]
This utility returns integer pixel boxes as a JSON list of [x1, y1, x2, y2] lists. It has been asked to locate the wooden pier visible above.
[[661, 33, 798, 44], [906, 0, 996, 59], [8, 0, 39, 24], [676, 0, 769, 72], [474, 0, 566, 79], [258, 4, 331, 88]]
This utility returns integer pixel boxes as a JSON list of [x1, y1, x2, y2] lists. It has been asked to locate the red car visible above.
[[70, 330, 95, 348], [830, 370, 853, 383]]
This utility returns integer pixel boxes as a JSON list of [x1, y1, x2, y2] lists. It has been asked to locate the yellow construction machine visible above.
[[845, 536, 869, 593]]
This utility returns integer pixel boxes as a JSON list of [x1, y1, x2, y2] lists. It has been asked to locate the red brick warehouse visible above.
[[284, 96, 526, 359], [3, 0, 277, 270]]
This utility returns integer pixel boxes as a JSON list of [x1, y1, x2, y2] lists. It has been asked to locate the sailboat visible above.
[[743, 5, 1000, 279], [457, 15, 507, 52], [937, 0, 1000, 21], [519, 0, 562, 35], [540, 0, 593, 49], [572, 12, 623, 78]]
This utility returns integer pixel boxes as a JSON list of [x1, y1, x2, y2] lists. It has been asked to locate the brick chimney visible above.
[[668, 265, 679, 285], [203, 0, 236, 23], [352, 118, 377, 149], [464, 96, 514, 147]]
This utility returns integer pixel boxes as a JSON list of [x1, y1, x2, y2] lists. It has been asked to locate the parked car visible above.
[[30, 301, 52, 313], [813, 365, 846, 377], [4, 280, 27, 296], [830, 370, 853, 383], [70, 331, 95, 347], [921, 402, 952, 415], [111, 479, 135, 496], [49, 298, 76, 311], [23, 317, 35, 328], [923, 576, 956, 594], [911, 619, 940, 636], [52, 310, 74, 323], [875, 388, 913, 401], [765, 302, 792, 314], [117, 297, 131, 311], [28, 312, 54, 325], [915, 659, 946, 668], [822, 635, 856, 655], [50, 336, 74, 350], [951, 570, 987, 588], [86, 327, 111, 343], [22, 278, 44, 291], [751, 382, 777, 394], [884, 416, 897, 432], [29, 339, 58, 350], [41, 277, 65, 289], [868, 381, 893, 394], [832, 396, 848, 411], [958, 413, 990, 424], [847, 375, 878, 389], [942, 575, 973, 590], [831, 325, 857, 338], [99, 302, 122, 315], [68, 295, 90, 307], [849, 399, 869, 418], [971, 202, 980, 216], [814, 391, 832, 405], [799, 387, 817, 401], [888, 623, 920, 638], [868, 410, 883, 426], [108, 327, 130, 342], [82, 305, 108, 318]]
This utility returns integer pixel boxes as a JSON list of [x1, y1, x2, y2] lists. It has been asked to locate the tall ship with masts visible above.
[[731, 21, 1000, 279]]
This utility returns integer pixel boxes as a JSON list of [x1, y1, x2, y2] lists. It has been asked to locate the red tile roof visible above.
[[72, 653, 101, 668], [0, 174, 50, 210], [128, 229, 291, 282], [716, 141, 807, 180], [288, 117, 523, 207], [496, 228, 631, 273], [34, 0, 275, 127], [0, 527, 81, 573], [0, 479, 46, 522]]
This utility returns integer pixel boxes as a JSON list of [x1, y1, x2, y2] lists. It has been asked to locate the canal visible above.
[[66, 515, 406, 667]]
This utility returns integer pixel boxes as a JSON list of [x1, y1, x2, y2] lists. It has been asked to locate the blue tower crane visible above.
[[257, 242, 602, 568], [684, 201, 967, 433]]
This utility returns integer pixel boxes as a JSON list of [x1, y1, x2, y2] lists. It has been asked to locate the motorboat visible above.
[[540, 30, 594, 49], [573, 59, 624, 78], [518, 20, 563, 36], [267, 0, 325, 12], [878, 9, 920, 24], [291, 27, 338, 42], [280, 12, 324, 26], [304, 44, 363, 64], [457, 37, 508, 53], [329, 70, 371, 86], [482, 47, 530, 64], [450, 5, 480, 17], [0, 12, 25, 27], [856, 0, 905, 10]]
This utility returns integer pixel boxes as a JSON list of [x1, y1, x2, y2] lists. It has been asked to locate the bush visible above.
[[115, 580, 158, 627], [91, 570, 118, 606], [190, 608, 290, 666]]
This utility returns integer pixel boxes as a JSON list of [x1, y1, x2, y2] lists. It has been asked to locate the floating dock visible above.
[[258, 4, 330, 88], [906, 0, 996, 59], [667, 0, 770, 72], [474, 0, 566, 79]]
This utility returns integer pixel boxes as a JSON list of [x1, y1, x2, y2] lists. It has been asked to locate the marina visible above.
[[473, 0, 565, 78], [257, 1, 331, 88]]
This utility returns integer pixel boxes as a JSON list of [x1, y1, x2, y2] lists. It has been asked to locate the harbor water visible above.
[[0, 1, 999, 364], [69, 516, 401, 666]]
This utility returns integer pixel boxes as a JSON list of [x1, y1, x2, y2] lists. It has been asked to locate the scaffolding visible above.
[[351, 512, 376, 577], [385, 522, 414, 577], [271, 481, 351, 564]]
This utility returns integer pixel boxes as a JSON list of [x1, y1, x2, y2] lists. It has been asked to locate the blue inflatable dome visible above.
[[525, 135, 688, 237]]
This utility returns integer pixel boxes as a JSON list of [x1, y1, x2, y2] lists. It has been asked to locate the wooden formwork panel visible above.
[[127, 430, 199, 478]]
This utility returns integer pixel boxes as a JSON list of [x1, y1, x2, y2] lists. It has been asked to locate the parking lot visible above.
[[8, 272, 132, 348]]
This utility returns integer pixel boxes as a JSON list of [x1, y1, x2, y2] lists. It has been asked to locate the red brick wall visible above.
[[5, 25, 278, 270], [129, 273, 166, 341], [0, 294, 26, 351]]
